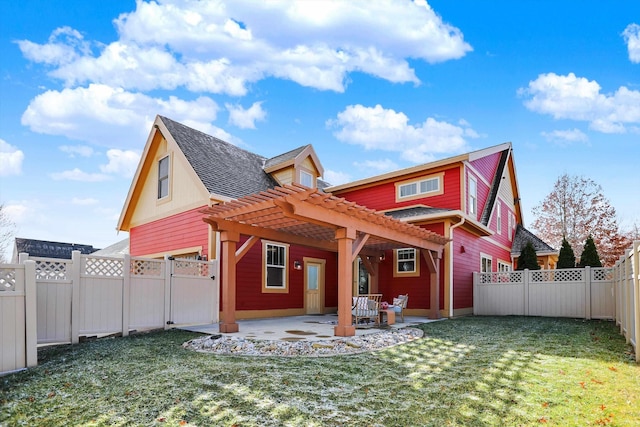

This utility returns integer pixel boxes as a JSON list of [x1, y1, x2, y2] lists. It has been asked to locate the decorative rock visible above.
[[184, 327, 423, 357]]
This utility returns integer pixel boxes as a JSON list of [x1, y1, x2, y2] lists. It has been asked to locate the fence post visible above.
[[18, 252, 29, 264], [585, 266, 591, 320], [473, 272, 478, 315], [24, 260, 38, 367], [624, 249, 632, 344], [122, 254, 131, 337], [70, 250, 81, 344], [633, 241, 640, 363], [523, 269, 529, 316], [164, 255, 172, 330]]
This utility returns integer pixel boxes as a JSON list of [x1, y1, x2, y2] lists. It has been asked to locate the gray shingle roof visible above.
[[385, 206, 454, 220], [264, 145, 309, 170], [14, 238, 98, 259], [160, 116, 278, 199], [511, 224, 557, 254]]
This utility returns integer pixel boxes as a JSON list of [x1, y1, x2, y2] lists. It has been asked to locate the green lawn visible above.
[[1, 317, 638, 426]]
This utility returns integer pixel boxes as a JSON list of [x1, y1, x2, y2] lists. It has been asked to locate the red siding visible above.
[[130, 206, 210, 258], [470, 152, 501, 184], [377, 252, 434, 311], [336, 166, 462, 211]]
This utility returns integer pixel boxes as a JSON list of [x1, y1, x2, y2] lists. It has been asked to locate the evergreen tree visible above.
[[578, 235, 602, 267], [557, 237, 576, 269], [517, 241, 541, 270]]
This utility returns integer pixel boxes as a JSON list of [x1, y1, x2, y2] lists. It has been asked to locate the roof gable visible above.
[[263, 144, 324, 177], [512, 224, 557, 255]]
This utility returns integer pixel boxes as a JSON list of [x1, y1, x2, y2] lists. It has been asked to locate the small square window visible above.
[[300, 170, 314, 188], [394, 248, 419, 277]]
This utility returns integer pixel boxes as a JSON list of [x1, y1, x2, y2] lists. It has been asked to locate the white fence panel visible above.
[[591, 268, 615, 320], [474, 271, 525, 316], [529, 282, 586, 318], [129, 258, 166, 330], [170, 259, 218, 326], [33, 257, 72, 344], [79, 256, 124, 336]]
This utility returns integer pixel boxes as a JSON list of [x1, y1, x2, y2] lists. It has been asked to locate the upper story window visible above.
[[394, 248, 420, 277], [496, 202, 502, 234], [263, 241, 288, 292], [508, 211, 516, 241], [468, 175, 477, 218], [300, 170, 314, 188], [158, 156, 170, 199], [498, 261, 511, 272], [396, 173, 443, 201]]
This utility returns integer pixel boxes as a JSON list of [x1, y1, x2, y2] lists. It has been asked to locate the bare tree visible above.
[[531, 174, 624, 267], [0, 204, 16, 263]]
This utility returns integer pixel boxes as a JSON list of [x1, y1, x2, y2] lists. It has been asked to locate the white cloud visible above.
[[0, 139, 25, 176], [71, 197, 99, 206], [623, 23, 640, 63], [59, 145, 95, 157], [99, 149, 141, 177], [21, 84, 222, 148], [520, 72, 640, 133], [323, 169, 351, 186], [541, 128, 589, 145], [328, 104, 475, 163], [353, 158, 399, 173], [226, 101, 266, 129], [50, 168, 111, 182], [19, 0, 471, 95]]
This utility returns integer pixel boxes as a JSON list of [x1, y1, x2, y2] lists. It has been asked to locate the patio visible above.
[[180, 314, 439, 342]]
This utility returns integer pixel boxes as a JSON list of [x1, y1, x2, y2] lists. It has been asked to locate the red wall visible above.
[[130, 206, 210, 258], [470, 152, 501, 183], [335, 166, 462, 211]]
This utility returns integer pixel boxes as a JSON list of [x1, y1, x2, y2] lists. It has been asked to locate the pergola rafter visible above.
[[202, 183, 448, 336]]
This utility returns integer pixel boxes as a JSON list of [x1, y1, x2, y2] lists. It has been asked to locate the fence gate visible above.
[[169, 259, 219, 326]]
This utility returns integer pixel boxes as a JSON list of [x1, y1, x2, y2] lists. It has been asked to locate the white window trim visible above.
[[498, 260, 511, 272], [468, 175, 478, 218], [299, 169, 314, 188], [480, 253, 492, 273], [262, 241, 289, 293], [395, 173, 444, 202], [496, 202, 502, 234], [157, 155, 170, 200], [393, 248, 420, 277]]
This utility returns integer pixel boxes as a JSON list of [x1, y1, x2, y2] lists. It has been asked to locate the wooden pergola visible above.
[[201, 184, 449, 337]]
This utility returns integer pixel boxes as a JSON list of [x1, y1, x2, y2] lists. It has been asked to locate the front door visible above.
[[304, 258, 325, 314]]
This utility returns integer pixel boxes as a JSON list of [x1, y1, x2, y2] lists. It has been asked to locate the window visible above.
[[158, 156, 170, 199], [396, 174, 443, 200], [508, 211, 516, 241], [496, 202, 502, 234], [468, 176, 477, 217], [498, 261, 511, 272], [300, 170, 314, 188], [264, 242, 288, 291], [480, 254, 492, 273], [394, 248, 420, 277]]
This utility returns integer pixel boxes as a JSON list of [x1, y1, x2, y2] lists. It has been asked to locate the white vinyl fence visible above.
[[1, 251, 219, 375], [474, 240, 640, 362]]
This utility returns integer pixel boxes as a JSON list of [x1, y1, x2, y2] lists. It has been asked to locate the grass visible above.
[[1, 316, 639, 426]]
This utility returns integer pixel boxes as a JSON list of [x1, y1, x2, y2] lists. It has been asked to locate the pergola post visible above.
[[334, 227, 356, 337], [220, 230, 240, 333], [425, 249, 442, 319]]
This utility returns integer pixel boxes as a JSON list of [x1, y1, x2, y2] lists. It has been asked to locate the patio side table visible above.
[[379, 309, 395, 325]]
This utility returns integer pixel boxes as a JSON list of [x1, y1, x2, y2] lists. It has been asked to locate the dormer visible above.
[[263, 145, 324, 189]]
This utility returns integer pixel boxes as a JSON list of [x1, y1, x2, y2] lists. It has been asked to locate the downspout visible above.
[[448, 217, 465, 317]]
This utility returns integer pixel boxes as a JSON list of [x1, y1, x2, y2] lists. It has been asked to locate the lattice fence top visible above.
[[0, 268, 17, 291], [592, 268, 614, 282], [478, 271, 523, 284], [173, 259, 210, 277], [35, 260, 69, 281], [531, 269, 584, 283], [131, 259, 163, 277], [83, 257, 124, 277]]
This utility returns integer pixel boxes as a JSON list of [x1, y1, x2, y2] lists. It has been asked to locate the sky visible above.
[[1, 0, 640, 260]]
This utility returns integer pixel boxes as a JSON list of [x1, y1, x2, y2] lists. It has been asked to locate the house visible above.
[[91, 238, 130, 258], [117, 115, 552, 334], [12, 238, 98, 262], [511, 224, 558, 269]]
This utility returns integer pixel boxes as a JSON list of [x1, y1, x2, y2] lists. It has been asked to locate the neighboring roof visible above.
[[384, 206, 493, 237], [511, 225, 557, 255], [14, 238, 98, 259], [91, 238, 129, 258], [159, 116, 279, 199]]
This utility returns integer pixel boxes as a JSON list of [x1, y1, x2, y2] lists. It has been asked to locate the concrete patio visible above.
[[179, 314, 442, 341]]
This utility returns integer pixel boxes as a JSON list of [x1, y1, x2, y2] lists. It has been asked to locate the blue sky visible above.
[[1, 0, 639, 260]]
